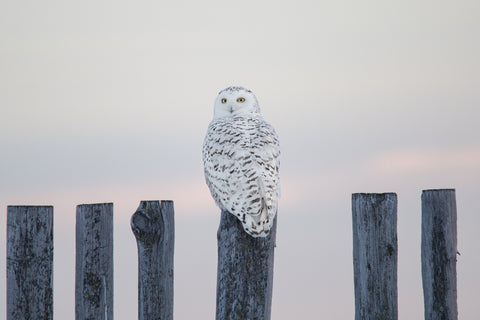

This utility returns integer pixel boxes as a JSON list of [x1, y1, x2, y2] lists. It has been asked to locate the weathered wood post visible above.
[[352, 193, 398, 320], [131, 200, 175, 320], [421, 189, 458, 320], [7, 205, 54, 320], [76, 203, 114, 320], [216, 210, 277, 320]]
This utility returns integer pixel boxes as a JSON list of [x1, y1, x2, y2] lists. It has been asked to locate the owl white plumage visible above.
[[202, 86, 280, 237]]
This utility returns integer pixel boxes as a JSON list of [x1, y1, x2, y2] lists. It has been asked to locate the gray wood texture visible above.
[[352, 193, 398, 320], [131, 200, 175, 320], [7, 205, 54, 320], [75, 203, 114, 320], [216, 209, 277, 320], [421, 189, 458, 320]]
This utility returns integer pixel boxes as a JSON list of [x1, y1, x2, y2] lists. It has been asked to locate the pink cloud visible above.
[[367, 147, 480, 174]]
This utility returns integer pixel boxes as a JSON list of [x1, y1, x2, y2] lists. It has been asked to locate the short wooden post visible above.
[[7, 205, 54, 320], [75, 203, 114, 320], [131, 200, 175, 320], [215, 210, 277, 320], [421, 189, 458, 320], [352, 193, 398, 320]]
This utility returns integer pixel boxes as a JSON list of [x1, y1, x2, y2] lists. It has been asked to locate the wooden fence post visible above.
[[352, 193, 398, 320], [7, 205, 54, 320], [131, 200, 175, 320], [75, 203, 114, 320], [215, 210, 277, 320], [421, 189, 458, 320]]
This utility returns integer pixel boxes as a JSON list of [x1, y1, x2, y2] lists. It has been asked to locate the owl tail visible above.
[[242, 177, 272, 237], [253, 197, 269, 224], [243, 197, 270, 237]]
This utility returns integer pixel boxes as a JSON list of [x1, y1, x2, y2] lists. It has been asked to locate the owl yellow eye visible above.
[[237, 97, 245, 103], [221, 98, 227, 103]]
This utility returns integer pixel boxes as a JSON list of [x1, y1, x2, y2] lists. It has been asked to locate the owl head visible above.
[[213, 86, 261, 119]]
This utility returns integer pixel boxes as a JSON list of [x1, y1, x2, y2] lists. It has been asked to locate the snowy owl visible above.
[[202, 86, 280, 237]]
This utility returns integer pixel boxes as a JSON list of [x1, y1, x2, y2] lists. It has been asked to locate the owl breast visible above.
[[202, 116, 280, 237]]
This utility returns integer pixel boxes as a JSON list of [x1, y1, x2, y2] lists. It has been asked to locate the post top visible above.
[[7, 205, 53, 208], [352, 192, 397, 196], [77, 202, 114, 207], [422, 188, 455, 193]]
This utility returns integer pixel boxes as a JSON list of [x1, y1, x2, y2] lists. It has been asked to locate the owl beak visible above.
[[229, 106, 234, 113]]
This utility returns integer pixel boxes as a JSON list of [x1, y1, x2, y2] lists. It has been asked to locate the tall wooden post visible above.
[[75, 203, 114, 320], [7, 205, 54, 320], [421, 189, 458, 320], [352, 193, 398, 320], [215, 210, 277, 320], [131, 200, 175, 320]]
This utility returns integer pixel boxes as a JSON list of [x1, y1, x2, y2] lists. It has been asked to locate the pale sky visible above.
[[1, 0, 479, 319]]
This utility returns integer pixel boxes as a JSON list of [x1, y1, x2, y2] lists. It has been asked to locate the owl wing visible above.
[[202, 117, 280, 237], [246, 121, 280, 234]]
